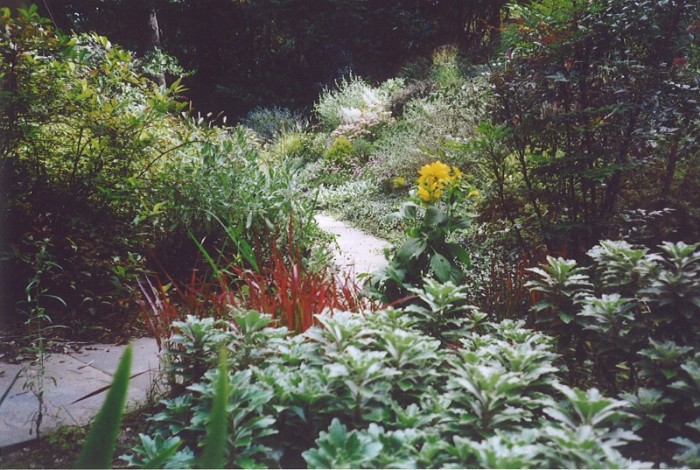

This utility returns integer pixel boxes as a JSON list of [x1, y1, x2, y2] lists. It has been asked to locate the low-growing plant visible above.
[[124, 291, 654, 468], [323, 136, 356, 169], [315, 180, 404, 242], [265, 131, 320, 164]]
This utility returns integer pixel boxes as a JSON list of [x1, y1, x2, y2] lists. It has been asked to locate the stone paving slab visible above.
[[0, 338, 160, 450], [316, 213, 391, 278], [69, 338, 161, 393]]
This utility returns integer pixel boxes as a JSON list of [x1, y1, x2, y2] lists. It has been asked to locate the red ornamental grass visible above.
[[231, 220, 364, 333], [139, 216, 367, 343]]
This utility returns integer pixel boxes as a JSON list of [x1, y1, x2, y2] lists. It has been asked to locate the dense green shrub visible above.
[[487, 0, 700, 257], [529, 240, 700, 464], [0, 8, 324, 330], [0, 7, 193, 326], [125, 286, 650, 468], [323, 137, 355, 168], [153, 125, 323, 278]]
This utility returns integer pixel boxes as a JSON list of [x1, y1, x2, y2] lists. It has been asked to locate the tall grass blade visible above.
[[197, 346, 229, 469], [75, 345, 132, 469], [188, 231, 221, 277]]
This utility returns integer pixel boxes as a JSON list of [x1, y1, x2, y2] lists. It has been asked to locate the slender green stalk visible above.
[[76, 345, 132, 469], [197, 346, 230, 469]]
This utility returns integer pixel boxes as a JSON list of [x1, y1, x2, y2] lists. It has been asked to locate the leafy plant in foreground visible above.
[[125, 298, 654, 468], [529, 240, 700, 464], [76, 345, 132, 469]]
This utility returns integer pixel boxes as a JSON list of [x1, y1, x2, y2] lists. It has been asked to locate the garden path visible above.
[[0, 338, 161, 453], [315, 213, 390, 279], [0, 214, 389, 455]]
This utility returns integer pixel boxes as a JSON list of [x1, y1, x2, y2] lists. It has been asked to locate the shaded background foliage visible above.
[[31, 0, 506, 118]]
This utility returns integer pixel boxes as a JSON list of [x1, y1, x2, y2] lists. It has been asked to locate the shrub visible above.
[[366, 71, 491, 186], [241, 106, 308, 143], [490, 0, 700, 256], [431, 44, 464, 89], [314, 75, 402, 131], [265, 131, 321, 164], [323, 137, 356, 169], [529, 240, 700, 464], [152, 126, 322, 278], [0, 7, 193, 327]]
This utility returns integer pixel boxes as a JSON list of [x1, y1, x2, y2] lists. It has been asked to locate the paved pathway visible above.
[[0, 214, 390, 454], [0, 338, 160, 451], [315, 213, 390, 279]]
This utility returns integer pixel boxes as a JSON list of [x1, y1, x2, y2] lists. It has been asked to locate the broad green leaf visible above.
[[447, 243, 471, 267], [396, 237, 427, 263], [430, 253, 452, 282], [424, 206, 447, 227]]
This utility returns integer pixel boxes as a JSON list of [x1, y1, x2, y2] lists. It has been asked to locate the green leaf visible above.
[[559, 312, 574, 324], [76, 345, 132, 469], [188, 232, 220, 277], [424, 206, 447, 227], [396, 237, 427, 263], [430, 253, 452, 282], [447, 243, 471, 267], [197, 346, 230, 469]]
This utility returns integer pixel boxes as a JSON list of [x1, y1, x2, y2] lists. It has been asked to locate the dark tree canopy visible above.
[[40, 0, 507, 118]]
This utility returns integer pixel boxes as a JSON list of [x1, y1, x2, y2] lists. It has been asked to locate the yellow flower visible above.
[[392, 176, 407, 189], [419, 161, 451, 181], [417, 185, 431, 201], [416, 161, 463, 203]]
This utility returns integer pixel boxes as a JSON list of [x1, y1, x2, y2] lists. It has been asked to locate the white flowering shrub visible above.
[[314, 75, 403, 131]]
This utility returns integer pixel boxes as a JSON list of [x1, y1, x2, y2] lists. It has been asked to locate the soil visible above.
[[0, 312, 152, 364]]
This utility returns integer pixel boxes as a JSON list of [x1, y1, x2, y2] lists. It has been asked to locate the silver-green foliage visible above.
[[314, 76, 403, 130], [126, 282, 650, 468]]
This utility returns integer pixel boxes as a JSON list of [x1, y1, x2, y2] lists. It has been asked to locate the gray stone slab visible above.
[[0, 354, 113, 447], [68, 338, 161, 392], [0, 338, 162, 449]]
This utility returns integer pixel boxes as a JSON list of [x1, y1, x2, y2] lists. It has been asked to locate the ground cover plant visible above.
[[123, 294, 654, 468]]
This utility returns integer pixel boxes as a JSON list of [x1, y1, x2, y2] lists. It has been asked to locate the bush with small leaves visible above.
[[241, 106, 308, 143]]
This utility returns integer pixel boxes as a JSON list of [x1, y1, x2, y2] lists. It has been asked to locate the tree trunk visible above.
[[146, 2, 166, 89]]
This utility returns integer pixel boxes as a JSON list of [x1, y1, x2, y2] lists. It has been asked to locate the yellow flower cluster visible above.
[[392, 176, 407, 190], [417, 161, 463, 203]]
